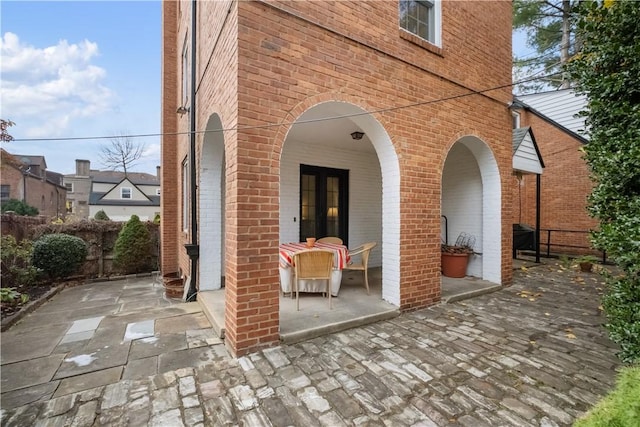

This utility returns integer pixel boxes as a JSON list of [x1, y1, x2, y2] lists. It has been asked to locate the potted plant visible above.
[[441, 233, 476, 278], [575, 255, 598, 273]]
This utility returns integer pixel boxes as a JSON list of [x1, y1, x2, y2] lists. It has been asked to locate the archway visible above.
[[442, 136, 501, 284], [279, 101, 402, 305], [199, 114, 225, 291]]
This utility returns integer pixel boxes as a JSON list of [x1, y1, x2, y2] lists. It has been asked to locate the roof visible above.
[[514, 89, 589, 142], [90, 170, 159, 186], [89, 193, 160, 207], [512, 127, 545, 174], [12, 154, 47, 169]]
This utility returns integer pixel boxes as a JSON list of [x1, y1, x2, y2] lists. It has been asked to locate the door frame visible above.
[[299, 164, 349, 245]]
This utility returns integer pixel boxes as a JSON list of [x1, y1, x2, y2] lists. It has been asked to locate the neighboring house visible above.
[[162, 0, 514, 355], [0, 149, 66, 219], [511, 88, 597, 255], [64, 160, 160, 221]]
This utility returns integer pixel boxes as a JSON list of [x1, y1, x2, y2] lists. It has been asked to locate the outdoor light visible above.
[[350, 131, 365, 140], [176, 106, 190, 115]]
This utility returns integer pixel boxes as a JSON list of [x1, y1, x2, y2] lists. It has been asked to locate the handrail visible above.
[[538, 228, 607, 264]]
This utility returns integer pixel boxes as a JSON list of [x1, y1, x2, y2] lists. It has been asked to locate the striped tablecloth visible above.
[[279, 242, 350, 270]]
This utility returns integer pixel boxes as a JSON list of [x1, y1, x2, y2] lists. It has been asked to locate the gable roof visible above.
[[513, 88, 589, 143], [93, 176, 153, 203], [90, 170, 159, 186], [513, 127, 545, 174]]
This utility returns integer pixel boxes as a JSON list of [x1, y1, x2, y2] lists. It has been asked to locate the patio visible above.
[[198, 267, 504, 344]]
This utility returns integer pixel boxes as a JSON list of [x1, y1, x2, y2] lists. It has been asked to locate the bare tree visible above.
[[99, 133, 145, 176], [1, 119, 16, 142]]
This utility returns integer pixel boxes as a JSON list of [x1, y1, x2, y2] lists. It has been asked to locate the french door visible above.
[[299, 165, 349, 245]]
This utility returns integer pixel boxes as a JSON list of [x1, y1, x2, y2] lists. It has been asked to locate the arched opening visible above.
[[199, 113, 225, 291], [442, 136, 501, 284], [279, 100, 402, 312]]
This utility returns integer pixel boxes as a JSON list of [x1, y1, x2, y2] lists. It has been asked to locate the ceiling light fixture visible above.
[[350, 131, 364, 140]]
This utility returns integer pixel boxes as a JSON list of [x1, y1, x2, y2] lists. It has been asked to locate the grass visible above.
[[573, 365, 640, 427]]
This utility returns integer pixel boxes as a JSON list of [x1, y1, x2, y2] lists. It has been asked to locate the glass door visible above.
[[300, 165, 348, 245]]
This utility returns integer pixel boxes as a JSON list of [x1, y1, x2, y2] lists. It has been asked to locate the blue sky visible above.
[[1, 1, 161, 175], [1, 2, 530, 176]]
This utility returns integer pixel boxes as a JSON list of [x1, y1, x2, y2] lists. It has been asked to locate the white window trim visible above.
[[512, 111, 521, 129], [181, 33, 190, 107], [121, 187, 132, 199], [65, 182, 74, 193], [400, 0, 442, 48]]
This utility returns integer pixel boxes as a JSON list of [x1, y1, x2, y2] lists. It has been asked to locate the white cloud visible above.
[[0, 32, 114, 138]]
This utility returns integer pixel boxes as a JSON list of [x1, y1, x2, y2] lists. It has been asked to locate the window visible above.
[[1, 185, 10, 202], [181, 35, 190, 106], [399, 0, 441, 46], [121, 187, 132, 199], [512, 111, 521, 129], [65, 182, 73, 193], [182, 158, 189, 231]]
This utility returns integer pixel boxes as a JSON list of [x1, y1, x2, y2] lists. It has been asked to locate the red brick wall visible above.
[[0, 163, 66, 220], [163, 0, 513, 356], [513, 111, 598, 255]]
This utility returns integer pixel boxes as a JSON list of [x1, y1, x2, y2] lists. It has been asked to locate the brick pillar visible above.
[[160, 1, 179, 274], [223, 132, 280, 356]]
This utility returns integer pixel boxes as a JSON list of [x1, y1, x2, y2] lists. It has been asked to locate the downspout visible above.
[[185, 0, 199, 301]]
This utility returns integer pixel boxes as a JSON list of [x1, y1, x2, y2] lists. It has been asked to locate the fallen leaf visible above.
[[566, 333, 576, 339], [598, 305, 604, 311], [521, 266, 528, 271], [545, 312, 550, 316], [528, 298, 536, 302]]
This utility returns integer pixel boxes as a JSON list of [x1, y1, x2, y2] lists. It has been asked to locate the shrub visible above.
[[94, 210, 110, 221], [574, 365, 640, 427], [153, 213, 160, 225], [1, 199, 38, 216], [32, 233, 87, 279], [0, 287, 29, 304], [602, 274, 640, 363], [114, 215, 153, 274], [0, 235, 40, 287]]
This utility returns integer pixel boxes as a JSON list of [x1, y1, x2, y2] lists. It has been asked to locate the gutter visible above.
[[185, 0, 199, 301]]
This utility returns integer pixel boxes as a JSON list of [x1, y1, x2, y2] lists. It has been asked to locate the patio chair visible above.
[[343, 242, 377, 294], [317, 236, 343, 245], [292, 249, 335, 311]]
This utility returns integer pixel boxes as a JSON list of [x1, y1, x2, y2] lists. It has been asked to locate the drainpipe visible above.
[[184, 0, 199, 301]]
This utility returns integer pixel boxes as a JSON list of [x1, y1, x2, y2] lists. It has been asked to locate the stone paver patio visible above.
[[0, 259, 620, 426]]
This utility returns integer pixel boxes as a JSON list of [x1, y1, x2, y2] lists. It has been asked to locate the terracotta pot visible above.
[[579, 262, 593, 273], [306, 237, 316, 248], [441, 252, 469, 278], [162, 273, 184, 298]]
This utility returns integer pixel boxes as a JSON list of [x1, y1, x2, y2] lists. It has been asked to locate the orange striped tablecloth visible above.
[[279, 242, 350, 269]]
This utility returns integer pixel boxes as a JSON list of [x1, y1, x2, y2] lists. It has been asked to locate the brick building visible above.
[[511, 89, 597, 256], [0, 149, 66, 220], [162, 0, 514, 355]]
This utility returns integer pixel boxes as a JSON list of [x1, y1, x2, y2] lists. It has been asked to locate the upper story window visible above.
[[512, 111, 521, 129], [121, 187, 132, 199], [399, 0, 441, 46], [65, 182, 73, 193]]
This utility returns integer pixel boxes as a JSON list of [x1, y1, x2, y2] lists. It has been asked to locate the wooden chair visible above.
[[343, 242, 377, 294], [292, 250, 335, 311], [317, 236, 343, 245]]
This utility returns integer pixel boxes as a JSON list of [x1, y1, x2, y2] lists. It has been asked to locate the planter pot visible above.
[[162, 273, 184, 298], [441, 252, 469, 278], [579, 262, 593, 273]]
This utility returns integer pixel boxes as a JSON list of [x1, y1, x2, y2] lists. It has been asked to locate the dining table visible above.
[[278, 241, 350, 297]]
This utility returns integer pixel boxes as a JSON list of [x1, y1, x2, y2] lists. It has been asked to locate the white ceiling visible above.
[[285, 104, 375, 153]]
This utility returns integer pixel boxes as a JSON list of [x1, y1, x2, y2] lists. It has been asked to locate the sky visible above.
[[1, 0, 161, 175], [0, 1, 530, 176]]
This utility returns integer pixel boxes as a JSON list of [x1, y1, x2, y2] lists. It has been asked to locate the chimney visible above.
[[76, 159, 90, 177]]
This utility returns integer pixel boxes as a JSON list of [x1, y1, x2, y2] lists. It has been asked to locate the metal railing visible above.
[[539, 228, 607, 264]]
